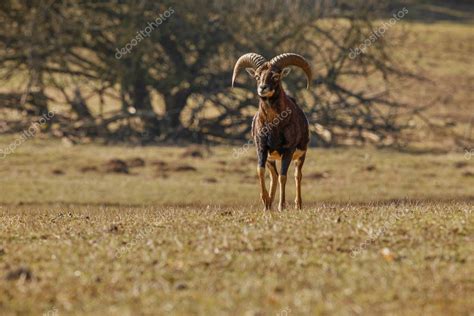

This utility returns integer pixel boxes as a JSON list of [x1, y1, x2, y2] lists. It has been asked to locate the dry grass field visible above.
[[1, 4, 474, 315], [0, 136, 473, 206], [0, 136, 473, 315], [1, 202, 472, 315]]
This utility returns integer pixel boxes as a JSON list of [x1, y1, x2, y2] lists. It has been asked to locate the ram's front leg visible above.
[[294, 153, 306, 210], [257, 147, 271, 211], [278, 151, 294, 212], [266, 160, 278, 208]]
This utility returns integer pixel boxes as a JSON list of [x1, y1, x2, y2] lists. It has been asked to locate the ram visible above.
[[232, 53, 312, 211]]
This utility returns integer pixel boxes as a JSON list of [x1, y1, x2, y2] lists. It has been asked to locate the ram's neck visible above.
[[259, 87, 286, 113], [257, 88, 291, 126]]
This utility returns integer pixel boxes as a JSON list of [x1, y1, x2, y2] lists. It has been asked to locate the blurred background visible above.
[[0, 0, 472, 148], [0, 0, 473, 206]]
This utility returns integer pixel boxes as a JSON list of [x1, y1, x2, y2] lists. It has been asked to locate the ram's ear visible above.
[[281, 67, 291, 78], [245, 68, 256, 77]]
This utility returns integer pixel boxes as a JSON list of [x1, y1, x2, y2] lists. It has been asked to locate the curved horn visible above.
[[231, 53, 266, 87], [270, 53, 312, 89]]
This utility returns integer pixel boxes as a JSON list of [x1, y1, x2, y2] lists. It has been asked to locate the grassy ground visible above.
[[0, 136, 473, 206], [1, 4, 473, 314], [0, 138, 473, 315], [1, 202, 472, 315]]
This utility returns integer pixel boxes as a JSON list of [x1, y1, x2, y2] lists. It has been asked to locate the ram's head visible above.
[[232, 53, 312, 97]]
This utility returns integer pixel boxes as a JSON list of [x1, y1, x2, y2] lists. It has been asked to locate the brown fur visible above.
[[248, 62, 310, 211]]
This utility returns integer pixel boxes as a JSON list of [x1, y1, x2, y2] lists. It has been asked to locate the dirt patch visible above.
[[5, 267, 33, 281], [82, 158, 145, 174], [365, 165, 376, 172], [180, 146, 211, 159], [156, 172, 169, 179], [151, 160, 168, 168], [80, 166, 98, 173], [307, 171, 330, 179], [171, 164, 197, 172], [104, 159, 129, 174], [454, 161, 468, 169], [174, 282, 188, 290], [127, 157, 146, 168], [52, 169, 65, 175], [155, 162, 197, 176], [462, 170, 474, 177], [107, 224, 121, 233]]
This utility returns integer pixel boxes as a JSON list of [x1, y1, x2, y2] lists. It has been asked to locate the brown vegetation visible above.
[[0, 0, 449, 147]]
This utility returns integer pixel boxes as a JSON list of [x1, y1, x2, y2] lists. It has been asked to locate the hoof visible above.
[[294, 199, 302, 210], [261, 194, 272, 211]]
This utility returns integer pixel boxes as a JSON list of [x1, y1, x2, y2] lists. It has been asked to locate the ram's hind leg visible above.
[[294, 153, 306, 210], [266, 160, 278, 208]]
